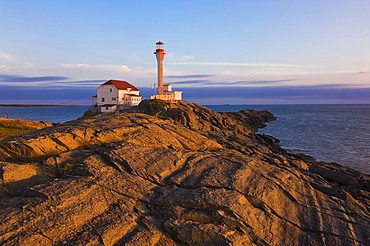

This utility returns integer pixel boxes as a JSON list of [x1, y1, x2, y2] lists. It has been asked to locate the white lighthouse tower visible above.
[[151, 41, 182, 101]]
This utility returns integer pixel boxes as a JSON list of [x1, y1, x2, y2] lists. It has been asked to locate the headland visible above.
[[0, 100, 369, 245]]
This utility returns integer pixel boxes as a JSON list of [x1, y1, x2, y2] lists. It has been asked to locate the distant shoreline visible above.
[[0, 105, 90, 108]]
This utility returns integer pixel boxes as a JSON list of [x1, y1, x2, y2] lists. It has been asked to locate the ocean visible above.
[[0, 106, 91, 123], [1, 104, 369, 175], [207, 104, 370, 175]]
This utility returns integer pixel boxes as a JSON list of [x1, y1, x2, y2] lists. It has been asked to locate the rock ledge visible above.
[[0, 100, 369, 245]]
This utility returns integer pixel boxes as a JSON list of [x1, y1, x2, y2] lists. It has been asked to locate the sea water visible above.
[[1, 106, 90, 123], [1, 104, 369, 175], [207, 104, 370, 175]]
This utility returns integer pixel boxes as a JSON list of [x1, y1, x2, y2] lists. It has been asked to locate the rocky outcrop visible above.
[[139, 100, 277, 135], [0, 100, 369, 245], [0, 118, 52, 141]]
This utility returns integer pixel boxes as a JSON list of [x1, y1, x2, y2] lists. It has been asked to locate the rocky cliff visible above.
[[0, 100, 369, 245]]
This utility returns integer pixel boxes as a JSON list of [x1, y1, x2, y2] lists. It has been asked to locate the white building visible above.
[[150, 84, 182, 101], [96, 79, 142, 113]]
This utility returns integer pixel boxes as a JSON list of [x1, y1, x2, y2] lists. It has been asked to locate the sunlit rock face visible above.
[[0, 100, 369, 245]]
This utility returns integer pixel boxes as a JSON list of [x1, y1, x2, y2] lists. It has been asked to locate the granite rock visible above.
[[0, 100, 369, 245]]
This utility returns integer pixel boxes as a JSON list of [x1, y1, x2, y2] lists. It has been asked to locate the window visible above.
[[110, 88, 112, 93], [112, 97, 116, 101], [101, 97, 105, 102]]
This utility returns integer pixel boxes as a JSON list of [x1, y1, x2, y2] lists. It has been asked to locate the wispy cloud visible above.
[[0, 74, 70, 82], [166, 74, 213, 79], [178, 55, 195, 61], [124, 53, 148, 64], [340, 70, 370, 74], [62, 63, 132, 73], [230, 79, 298, 85], [170, 61, 306, 67], [176, 84, 370, 104], [52, 80, 106, 86], [0, 52, 15, 61], [74, 79, 106, 83], [166, 53, 195, 61], [171, 80, 211, 84], [170, 79, 298, 86], [0, 85, 95, 104], [0, 65, 16, 70], [1, 83, 370, 105]]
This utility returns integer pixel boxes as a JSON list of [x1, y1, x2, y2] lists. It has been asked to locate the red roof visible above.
[[125, 94, 142, 97], [156, 41, 164, 44], [103, 80, 139, 91]]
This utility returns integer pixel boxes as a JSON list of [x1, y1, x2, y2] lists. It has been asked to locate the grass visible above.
[[138, 99, 171, 115], [78, 110, 100, 119], [0, 118, 50, 140]]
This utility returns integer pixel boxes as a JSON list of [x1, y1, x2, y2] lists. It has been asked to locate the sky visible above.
[[1, 0, 370, 105]]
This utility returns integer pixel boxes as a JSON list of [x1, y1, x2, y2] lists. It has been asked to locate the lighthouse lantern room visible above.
[[156, 41, 165, 51]]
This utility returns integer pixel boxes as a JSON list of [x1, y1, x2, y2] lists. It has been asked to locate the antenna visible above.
[[151, 81, 157, 94]]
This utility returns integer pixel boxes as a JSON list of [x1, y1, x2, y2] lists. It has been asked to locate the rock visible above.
[[0, 100, 369, 245], [0, 112, 221, 160], [309, 165, 359, 186]]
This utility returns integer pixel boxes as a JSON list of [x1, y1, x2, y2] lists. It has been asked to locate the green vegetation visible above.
[[0, 118, 49, 140], [138, 99, 171, 115], [78, 110, 100, 119]]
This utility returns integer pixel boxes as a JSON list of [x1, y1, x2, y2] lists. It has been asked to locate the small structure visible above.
[[151, 41, 182, 101], [95, 79, 142, 113]]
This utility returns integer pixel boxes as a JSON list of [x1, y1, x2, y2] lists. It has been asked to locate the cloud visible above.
[[74, 79, 107, 84], [0, 52, 14, 61], [166, 53, 195, 61], [231, 79, 298, 85], [0, 65, 16, 71], [1, 83, 370, 105], [52, 79, 105, 84], [137, 84, 370, 105], [178, 55, 195, 61], [23, 62, 34, 68], [178, 84, 370, 101], [124, 53, 148, 64], [0, 85, 96, 104], [52, 80, 106, 87], [170, 80, 212, 84], [0, 74, 70, 82], [165, 74, 214, 79], [170, 62, 306, 67], [62, 64, 132, 73], [333, 70, 370, 74], [168, 79, 298, 86]]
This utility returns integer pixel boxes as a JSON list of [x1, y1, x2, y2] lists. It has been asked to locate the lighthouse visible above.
[[155, 41, 166, 95], [151, 41, 182, 101]]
